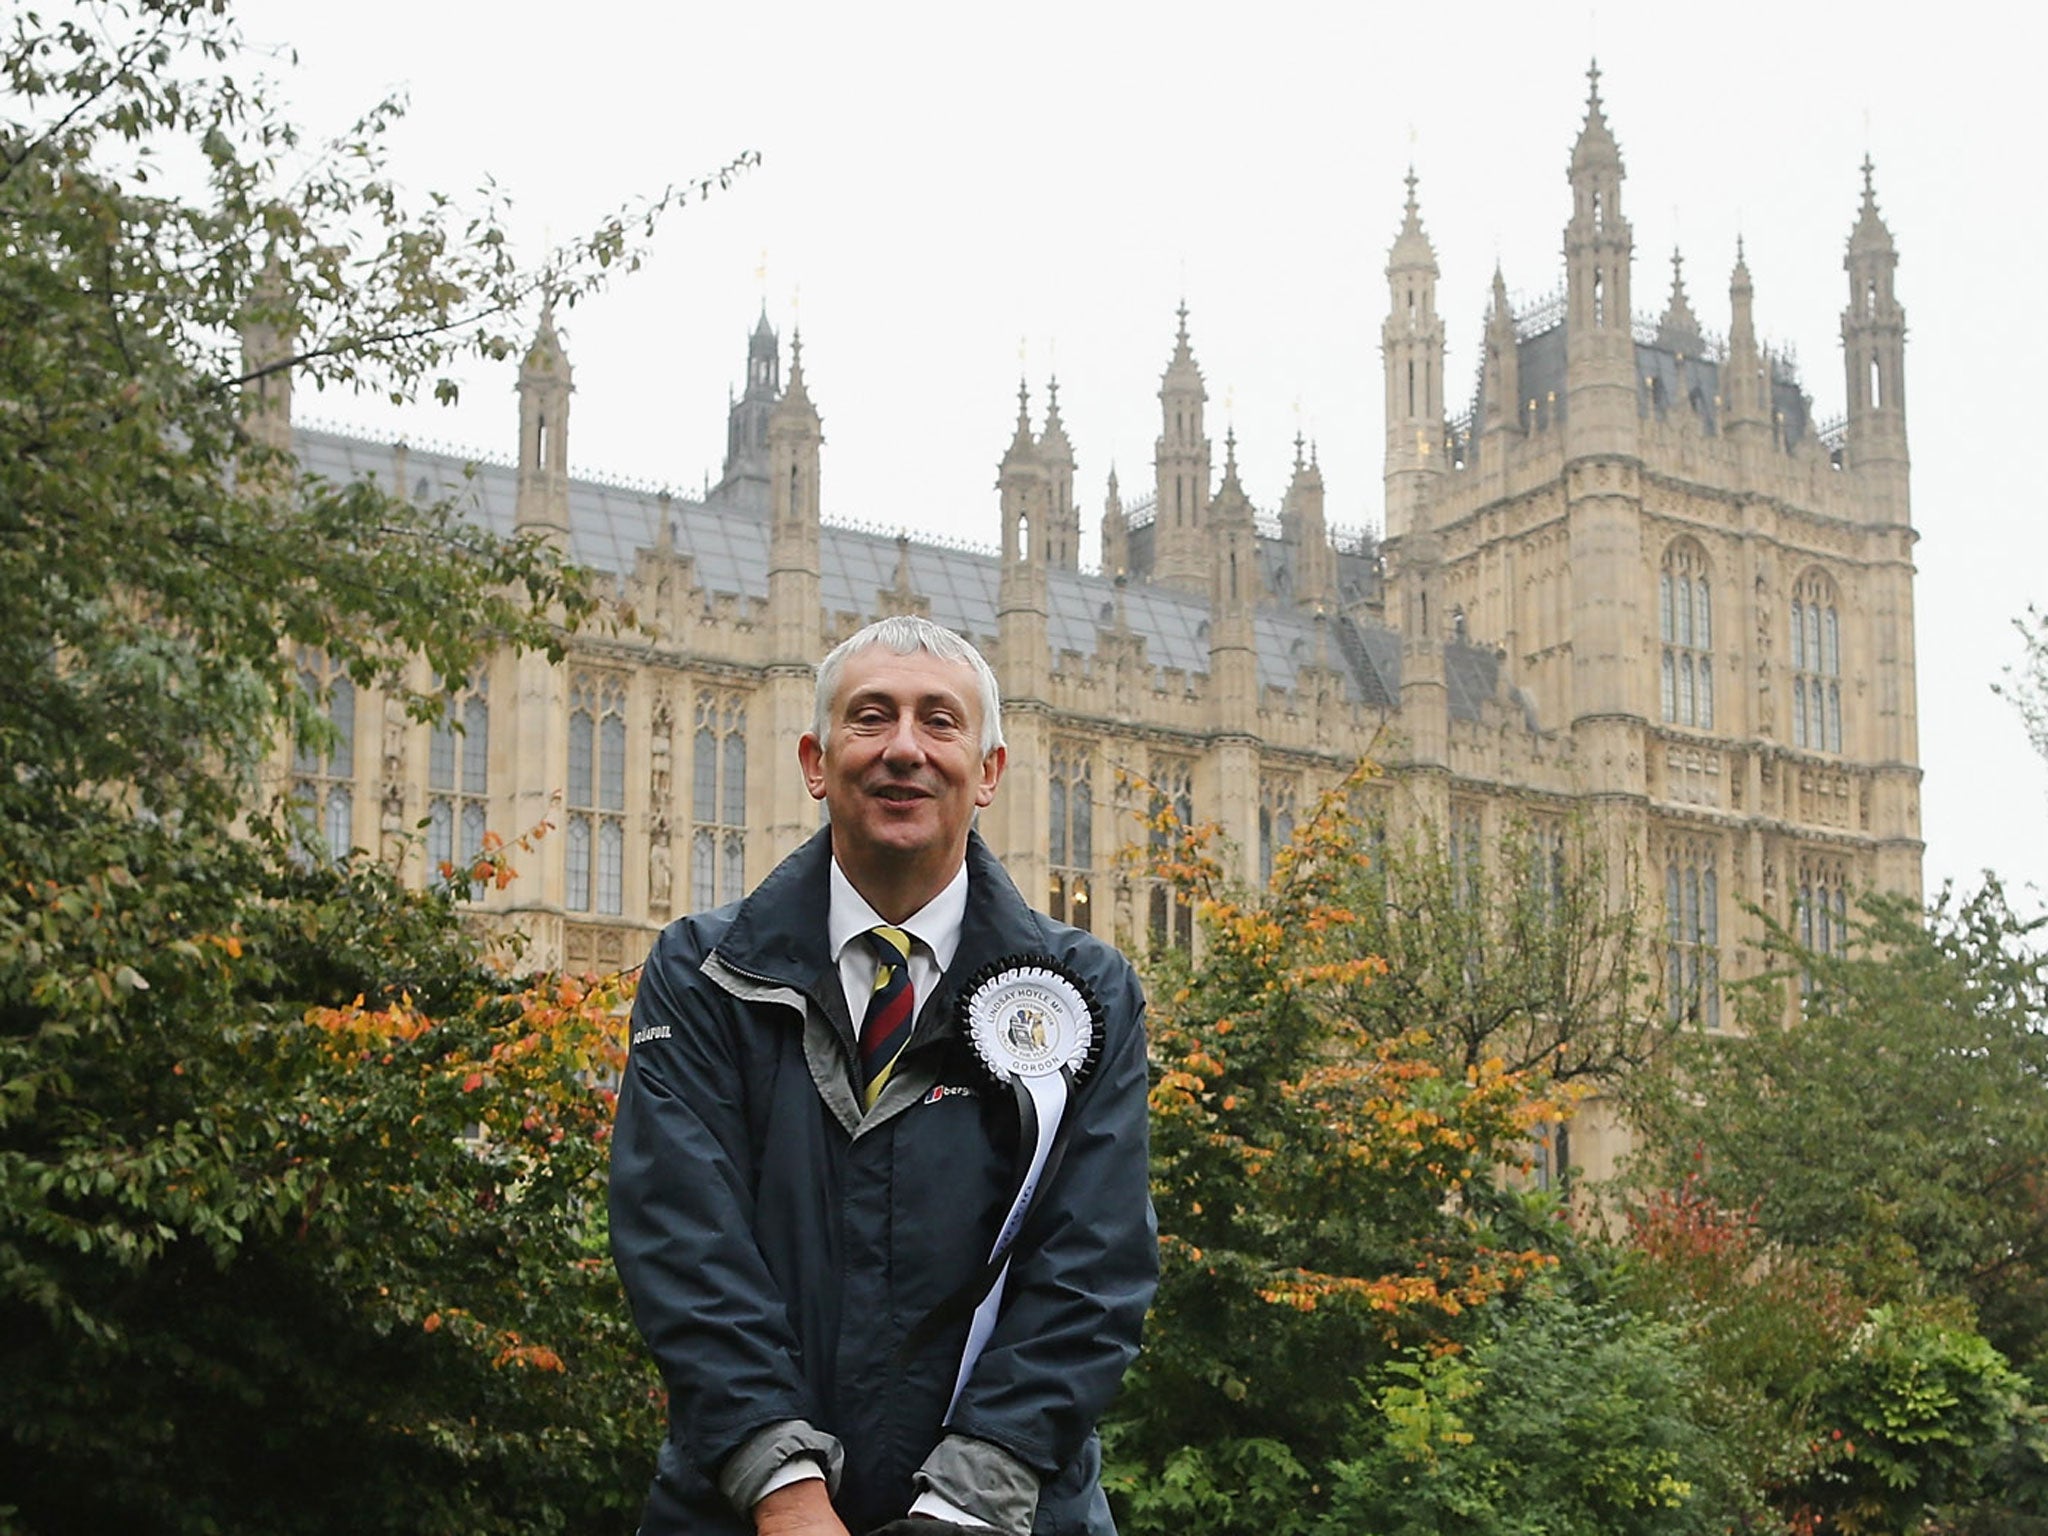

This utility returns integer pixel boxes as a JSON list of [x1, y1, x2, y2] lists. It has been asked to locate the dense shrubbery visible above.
[[1106, 780, 2048, 1536], [0, 3, 748, 1527]]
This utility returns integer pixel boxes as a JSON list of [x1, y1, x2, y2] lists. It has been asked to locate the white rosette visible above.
[[963, 963, 1096, 1086], [942, 957, 1102, 1418]]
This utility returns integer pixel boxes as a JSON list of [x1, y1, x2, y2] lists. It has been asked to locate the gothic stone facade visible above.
[[274, 77, 1921, 1183]]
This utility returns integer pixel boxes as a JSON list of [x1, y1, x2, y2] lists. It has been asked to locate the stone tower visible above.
[[1560, 64, 1646, 808], [763, 334, 824, 864], [1279, 436, 1335, 612], [1037, 380, 1081, 570], [711, 307, 781, 510], [1382, 168, 1446, 539], [1842, 160, 1910, 526], [506, 306, 576, 942], [1151, 304, 1212, 591], [1841, 164, 1920, 895], [1208, 431, 1262, 875], [996, 382, 1053, 903], [239, 259, 295, 454], [1722, 241, 1769, 442], [515, 301, 573, 546], [1562, 63, 1636, 456]]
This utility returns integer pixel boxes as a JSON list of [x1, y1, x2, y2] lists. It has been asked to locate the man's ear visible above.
[[974, 744, 1007, 808], [798, 732, 828, 801]]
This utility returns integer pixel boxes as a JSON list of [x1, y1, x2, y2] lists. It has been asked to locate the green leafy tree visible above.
[[1637, 880, 2048, 1380], [0, 3, 749, 1528], [1325, 812, 1668, 1088], [1105, 770, 1578, 1535]]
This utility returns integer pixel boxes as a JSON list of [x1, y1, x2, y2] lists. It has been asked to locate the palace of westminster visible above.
[[273, 76, 1920, 1176]]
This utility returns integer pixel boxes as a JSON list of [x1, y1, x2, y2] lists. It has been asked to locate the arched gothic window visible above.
[[1047, 742, 1094, 930], [1664, 840, 1721, 1027], [567, 673, 629, 915], [1527, 818, 1568, 927], [1258, 773, 1299, 889], [1796, 855, 1852, 996], [690, 689, 748, 909], [292, 649, 356, 863], [427, 672, 490, 885], [1146, 758, 1195, 954], [1447, 802, 1484, 908], [1658, 540, 1713, 731], [1790, 570, 1843, 752]]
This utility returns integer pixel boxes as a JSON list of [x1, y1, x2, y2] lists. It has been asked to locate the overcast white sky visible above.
[[236, 0, 2048, 907]]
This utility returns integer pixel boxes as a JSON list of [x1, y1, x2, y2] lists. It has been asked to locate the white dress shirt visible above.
[[827, 855, 967, 1037]]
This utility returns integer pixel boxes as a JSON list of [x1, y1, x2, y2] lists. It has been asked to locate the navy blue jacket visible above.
[[610, 829, 1157, 1535]]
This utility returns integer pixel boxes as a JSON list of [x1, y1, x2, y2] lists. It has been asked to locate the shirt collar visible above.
[[828, 857, 969, 973]]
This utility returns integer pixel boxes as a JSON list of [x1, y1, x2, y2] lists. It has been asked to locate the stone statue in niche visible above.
[[648, 814, 673, 916], [1753, 571, 1775, 737]]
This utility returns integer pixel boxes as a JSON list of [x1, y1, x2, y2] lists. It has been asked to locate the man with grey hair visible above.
[[612, 615, 1157, 1536]]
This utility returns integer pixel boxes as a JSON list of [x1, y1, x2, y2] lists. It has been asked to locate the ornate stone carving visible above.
[[648, 687, 675, 918]]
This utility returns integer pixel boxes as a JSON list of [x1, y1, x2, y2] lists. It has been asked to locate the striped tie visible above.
[[859, 925, 916, 1110]]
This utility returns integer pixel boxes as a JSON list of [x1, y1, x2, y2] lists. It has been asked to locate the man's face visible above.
[[799, 645, 1005, 889]]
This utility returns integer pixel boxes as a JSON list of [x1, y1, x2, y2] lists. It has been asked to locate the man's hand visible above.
[[753, 1478, 850, 1536]]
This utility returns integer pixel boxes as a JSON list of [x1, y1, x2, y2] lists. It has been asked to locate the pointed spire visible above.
[[783, 328, 811, 403], [1389, 165, 1436, 269], [1481, 262, 1523, 436], [1007, 376, 1035, 457], [1100, 465, 1128, 578], [1724, 238, 1765, 434], [1728, 240, 1756, 342], [1571, 57, 1621, 173], [1849, 154, 1895, 255], [1211, 424, 1253, 539], [1039, 375, 1072, 457], [1166, 299, 1198, 377], [1294, 436, 1325, 501], [1657, 247, 1703, 351], [522, 294, 569, 379]]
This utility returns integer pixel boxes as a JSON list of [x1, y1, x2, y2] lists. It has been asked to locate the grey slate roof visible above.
[[294, 426, 1508, 726], [1464, 320, 1812, 446]]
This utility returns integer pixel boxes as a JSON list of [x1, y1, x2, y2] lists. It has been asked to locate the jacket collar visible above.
[[713, 826, 1051, 1039]]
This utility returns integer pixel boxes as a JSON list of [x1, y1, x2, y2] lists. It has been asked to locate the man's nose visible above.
[[881, 712, 925, 763]]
